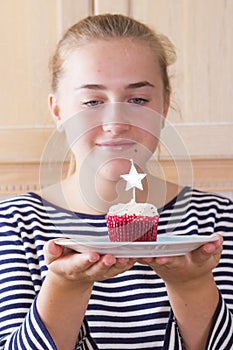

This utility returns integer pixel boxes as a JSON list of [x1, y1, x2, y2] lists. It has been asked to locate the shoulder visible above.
[[0, 193, 61, 244], [176, 187, 232, 209], [161, 186, 233, 224], [0, 192, 44, 212], [159, 187, 233, 236], [0, 193, 48, 226], [177, 187, 233, 228]]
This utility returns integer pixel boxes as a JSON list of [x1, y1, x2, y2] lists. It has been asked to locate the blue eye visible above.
[[83, 100, 102, 107], [129, 97, 148, 105]]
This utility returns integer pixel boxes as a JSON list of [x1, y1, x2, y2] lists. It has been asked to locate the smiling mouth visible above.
[[96, 140, 136, 151]]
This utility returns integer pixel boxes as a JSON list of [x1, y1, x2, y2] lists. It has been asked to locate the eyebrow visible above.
[[77, 81, 155, 90], [126, 81, 155, 89]]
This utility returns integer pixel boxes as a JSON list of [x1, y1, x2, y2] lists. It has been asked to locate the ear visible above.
[[48, 94, 60, 123]]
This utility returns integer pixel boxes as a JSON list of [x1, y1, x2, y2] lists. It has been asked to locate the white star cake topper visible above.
[[121, 160, 146, 192]]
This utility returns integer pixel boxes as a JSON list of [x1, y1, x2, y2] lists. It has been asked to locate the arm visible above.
[[164, 292, 233, 350], [165, 272, 219, 349], [139, 234, 233, 350], [36, 240, 136, 350], [164, 240, 221, 350], [0, 235, 135, 350], [0, 204, 135, 350]]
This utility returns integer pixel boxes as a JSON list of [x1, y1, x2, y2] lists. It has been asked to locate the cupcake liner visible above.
[[106, 214, 159, 242]]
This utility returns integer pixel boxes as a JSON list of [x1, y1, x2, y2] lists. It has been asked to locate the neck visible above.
[[76, 171, 131, 212], [41, 169, 179, 215], [62, 170, 150, 214]]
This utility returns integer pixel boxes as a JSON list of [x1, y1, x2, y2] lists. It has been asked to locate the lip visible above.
[[96, 140, 136, 152]]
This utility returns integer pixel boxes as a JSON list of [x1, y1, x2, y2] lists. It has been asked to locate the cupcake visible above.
[[105, 160, 159, 242], [106, 200, 159, 242]]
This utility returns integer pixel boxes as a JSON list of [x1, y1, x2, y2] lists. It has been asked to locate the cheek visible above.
[[68, 129, 98, 159], [136, 127, 159, 153]]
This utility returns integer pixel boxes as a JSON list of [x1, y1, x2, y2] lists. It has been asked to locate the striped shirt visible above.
[[0, 187, 232, 349]]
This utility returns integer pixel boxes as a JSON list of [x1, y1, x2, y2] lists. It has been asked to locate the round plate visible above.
[[55, 235, 218, 257]]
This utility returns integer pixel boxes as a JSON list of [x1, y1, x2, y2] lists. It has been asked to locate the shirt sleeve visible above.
[[163, 292, 233, 350], [163, 311, 184, 349], [205, 292, 233, 349], [1, 297, 97, 350], [1, 298, 57, 349], [0, 202, 97, 350], [163, 199, 233, 350]]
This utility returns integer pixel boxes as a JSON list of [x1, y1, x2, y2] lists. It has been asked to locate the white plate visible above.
[[55, 235, 218, 258]]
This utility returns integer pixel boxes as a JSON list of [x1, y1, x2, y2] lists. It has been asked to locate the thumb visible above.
[[43, 239, 64, 265]]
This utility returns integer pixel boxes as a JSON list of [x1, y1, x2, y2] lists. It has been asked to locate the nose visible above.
[[102, 121, 131, 135], [101, 103, 131, 134]]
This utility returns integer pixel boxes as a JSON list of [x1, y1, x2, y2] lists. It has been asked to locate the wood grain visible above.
[[1, 159, 232, 196]]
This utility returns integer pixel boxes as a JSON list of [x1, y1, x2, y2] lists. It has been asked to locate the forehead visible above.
[[68, 37, 155, 59], [62, 38, 162, 83]]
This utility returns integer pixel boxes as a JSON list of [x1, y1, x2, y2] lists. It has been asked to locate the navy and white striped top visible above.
[[0, 187, 232, 349]]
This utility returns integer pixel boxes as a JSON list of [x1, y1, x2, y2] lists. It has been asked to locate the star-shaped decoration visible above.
[[121, 159, 146, 192]]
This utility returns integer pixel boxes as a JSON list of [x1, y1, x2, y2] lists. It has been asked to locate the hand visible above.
[[44, 239, 136, 287], [137, 234, 223, 288]]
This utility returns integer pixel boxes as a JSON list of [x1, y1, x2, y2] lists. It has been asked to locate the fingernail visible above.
[[104, 255, 116, 266], [89, 253, 100, 262]]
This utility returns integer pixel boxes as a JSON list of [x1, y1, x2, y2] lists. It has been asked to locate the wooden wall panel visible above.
[[56, 0, 91, 38], [1, 160, 232, 197], [0, 0, 92, 163], [94, 0, 130, 15], [130, 0, 233, 158], [0, 0, 57, 162], [0, 128, 53, 162], [0, 0, 232, 196], [0, 0, 57, 126]]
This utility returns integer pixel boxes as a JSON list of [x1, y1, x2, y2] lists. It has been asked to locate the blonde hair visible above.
[[49, 13, 176, 95]]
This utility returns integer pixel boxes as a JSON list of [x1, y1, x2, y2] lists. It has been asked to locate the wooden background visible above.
[[0, 0, 232, 197]]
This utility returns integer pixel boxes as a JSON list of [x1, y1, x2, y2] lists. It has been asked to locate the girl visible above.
[[0, 14, 232, 350]]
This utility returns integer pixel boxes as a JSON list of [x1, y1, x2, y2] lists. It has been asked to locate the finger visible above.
[[202, 233, 223, 254], [114, 258, 137, 270], [137, 256, 179, 267], [47, 251, 102, 282], [79, 254, 115, 280], [191, 234, 223, 265], [45, 240, 101, 273], [87, 254, 119, 276], [62, 251, 101, 271], [100, 256, 136, 268], [85, 255, 136, 281], [137, 257, 153, 264], [101, 254, 117, 266], [44, 239, 64, 265], [155, 256, 178, 265]]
